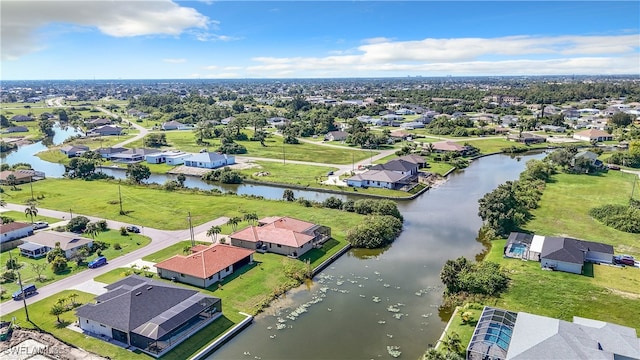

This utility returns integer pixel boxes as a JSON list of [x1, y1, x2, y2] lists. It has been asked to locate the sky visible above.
[[1, 1, 639, 80]]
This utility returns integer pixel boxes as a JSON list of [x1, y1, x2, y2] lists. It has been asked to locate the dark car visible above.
[[126, 226, 140, 233], [327, 171, 334, 176], [12, 284, 37, 300], [614, 255, 635, 266]]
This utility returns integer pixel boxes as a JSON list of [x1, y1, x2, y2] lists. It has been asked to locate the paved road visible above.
[[95, 106, 149, 148], [0, 203, 228, 315]]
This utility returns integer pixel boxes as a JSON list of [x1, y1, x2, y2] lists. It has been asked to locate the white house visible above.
[[18, 231, 93, 259], [184, 152, 235, 169], [346, 170, 410, 189], [573, 129, 613, 142], [145, 150, 186, 164], [0, 222, 34, 243], [166, 153, 193, 166]]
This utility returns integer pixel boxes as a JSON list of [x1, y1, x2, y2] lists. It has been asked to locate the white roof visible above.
[[530, 235, 545, 253]]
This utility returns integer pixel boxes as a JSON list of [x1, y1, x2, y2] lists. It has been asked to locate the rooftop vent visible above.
[[135, 292, 142, 296], [147, 286, 153, 290]]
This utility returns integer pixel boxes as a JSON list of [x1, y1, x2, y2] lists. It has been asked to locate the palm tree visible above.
[[24, 204, 38, 224], [50, 304, 65, 324], [243, 212, 258, 225], [206, 225, 222, 243], [141, 265, 150, 276], [68, 293, 79, 307], [183, 245, 192, 254], [55, 296, 67, 309], [425, 142, 435, 154], [85, 222, 99, 239], [227, 217, 241, 232]]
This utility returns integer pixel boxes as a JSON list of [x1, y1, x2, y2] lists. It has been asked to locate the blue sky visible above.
[[1, 1, 638, 80]]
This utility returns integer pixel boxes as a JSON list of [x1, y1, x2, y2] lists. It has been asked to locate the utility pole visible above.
[[118, 185, 124, 215], [29, 176, 34, 201], [282, 142, 286, 165], [69, 209, 73, 219], [352, 153, 354, 172], [187, 212, 195, 247], [17, 272, 29, 321]]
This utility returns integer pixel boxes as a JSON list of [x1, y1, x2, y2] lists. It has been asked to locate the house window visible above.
[[277, 244, 281, 248], [226, 266, 230, 272], [86, 320, 88, 324], [208, 275, 214, 280], [180, 273, 185, 277]]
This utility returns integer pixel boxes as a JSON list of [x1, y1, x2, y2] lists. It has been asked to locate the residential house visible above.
[[60, 144, 90, 157], [230, 216, 331, 258], [2, 126, 29, 133], [466, 306, 640, 360], [431, 141, 474, 155], [382, 114, 404, 121], [0, 170, 34, 185], [398, 154, 427, 169], [395, 108, 415, 115], [166, 153, 193, 166], [267, 117, 289, 127], [415, 115, 434, 125], [10, 115, 33, 122], [573, 129, 613, 142], [370, 159, 419, 176], [500, 115, 519, 127], [85, 118, 112, 127], [539, 125, 566, 133], [161, 121, 192, 131], [18, 231, 93, 259], [356, 115, 372, 123], [400, 121, 425, 129], [220, 116, 235, 125], [346, 170, 411, 189], [110, 148, 161, 163], [324, 131, 348, 142], [87, 125, 123, 136], [572, 151, 604, 171], [154, 244, 255, 288], [0, 222, 34, 243], [76, 275, 221, 357], [184, 152, 235, 169], [507, 133, 546, 145], [97, 147, 127, 160], [369, 118, 387, 126], [145, 150, 186, 164], [389, 130, 412, 140]]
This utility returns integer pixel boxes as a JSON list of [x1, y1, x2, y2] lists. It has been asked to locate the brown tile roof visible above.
[[190, 245, 210, 253], [232, 217, 318, 248], [0, 170, 33, 182], [0, 222, 33, 233], [432, 141, 468, 152], [154, 244, 254, 279], [259, 216, 315, 233], [575, 129, 611, 138]]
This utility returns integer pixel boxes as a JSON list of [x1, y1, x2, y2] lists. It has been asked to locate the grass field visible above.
[[485, 239, 640, 332], [0, 229, 149, 302], [1, 178, 366, 232], [127, 130, 373, 165], [240, 160, 337, 186], [524, 171, 639, 256], [0, 210, 61, 225]]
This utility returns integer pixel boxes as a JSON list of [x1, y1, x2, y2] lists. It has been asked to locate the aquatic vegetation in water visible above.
[[372, 296, 381, 303], [387, 346, 401, 358]]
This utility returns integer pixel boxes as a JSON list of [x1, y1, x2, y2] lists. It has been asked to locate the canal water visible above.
[[210, 152, 545, 360], [3, 129, 545, 359]]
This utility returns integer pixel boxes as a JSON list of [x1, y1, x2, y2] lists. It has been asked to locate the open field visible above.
[[1, 179, 366, 231], [0, 210, 61, 225], [0, 230, 150, 301], [127, 130, 373, 165], [485, 239, 640, 332], [240, 160, 337, 186], [524, 171, 639, 256]]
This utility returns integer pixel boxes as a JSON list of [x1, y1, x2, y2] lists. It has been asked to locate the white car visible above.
[[32, 221, 49, 230]]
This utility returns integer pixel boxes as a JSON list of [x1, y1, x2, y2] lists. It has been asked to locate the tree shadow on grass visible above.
[[582, 262, 595, 278], [206, 261, 261, 293], [55, 320, 71, 329]]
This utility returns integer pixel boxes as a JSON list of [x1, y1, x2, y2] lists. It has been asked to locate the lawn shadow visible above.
[[162, 315, 236, 360], [55, 320, 71, 329], [207, 261, 261, 293], [299, 238, 340, 264]]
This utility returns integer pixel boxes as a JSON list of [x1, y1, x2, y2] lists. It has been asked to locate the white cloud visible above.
[[163, 58, 187, 63], [1, 0, 209, 60], [223, 66, 242, 70], [203, 65, 218, 70], [362, 37, 394, 44], [244, 34, 639, 76]]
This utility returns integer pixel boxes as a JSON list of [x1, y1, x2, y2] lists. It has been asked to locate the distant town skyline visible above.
[[1, 1, 639, 80]]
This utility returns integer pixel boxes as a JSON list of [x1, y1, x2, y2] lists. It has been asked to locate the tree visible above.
[[6, 174, 17, 190], [50, 303, 65, 323], [477, 181, 529, 237], [143, 133, 168, 147], [610, 112, 633, 128], [141, 265, 150, 276], [176, 173, 186, 187], [243, 212, 258, 225], [207, 225, 222, 242], [84, 222, 100, 239], [64, 157, 96, 179], [51, 256, 68, 274], [6, 257, 19, 270], [443, 332, 463, 355], [183, 245, 192, 254], [68, 293, 79, 307], [31, 263, 47, 282], [24, 203, 38, 224], [227, 216, 242, 232], [283, 189, 295, 202], [66, 216, 90, 233], [323, 196, 343, 209], [346, 215, 403, 249], [126, 163, 151, 184], [440, 257, 471, 293]]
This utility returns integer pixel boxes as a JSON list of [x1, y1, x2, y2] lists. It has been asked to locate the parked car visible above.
[[12, 284, 37, 300], [126, 226, 140, 233], [88, 256, 107, 269], [607, 164, 621, 170], [327, 171, 334, 176], [32, 221, 49, 230], [614, 255, 635, 266]]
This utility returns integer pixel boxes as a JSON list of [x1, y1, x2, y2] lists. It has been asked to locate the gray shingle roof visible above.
[[76, 275, 220, 339], [370, 159, 417, 172]]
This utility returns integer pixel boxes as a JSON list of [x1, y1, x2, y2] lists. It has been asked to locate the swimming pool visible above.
[[509, 243, 527, 257], [483, 323, 513, 351]]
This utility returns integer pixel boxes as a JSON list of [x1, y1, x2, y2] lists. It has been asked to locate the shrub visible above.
[[66, 216, 90, 233], [440, 257, 509, 296], [6, 257, 20, 270], [323, 196, 343, 209], [1, 271, 17, 283], [113, 243, 122, 250], [589, 204, 640, 233], [346, 215, 403, 249], [51, 256, 68, 274], [120, 227, 128, 236], [96, 220, 108, 232]]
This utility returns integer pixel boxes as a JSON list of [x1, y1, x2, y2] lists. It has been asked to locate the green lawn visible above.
[[1, 178, 366, 232], [128, 130, 373, 165], [439, 306, 482, 351], [524, 171, 639, 256], [141, 240, 209, 263], [485, 239, 640, 332], [1, 210, 61, 225], [240, 160, 337, 186], [0, 229, 149, 302]]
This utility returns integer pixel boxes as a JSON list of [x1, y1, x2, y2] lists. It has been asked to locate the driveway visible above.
[[0, 203, 229, 315]]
